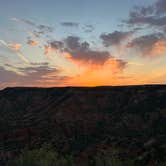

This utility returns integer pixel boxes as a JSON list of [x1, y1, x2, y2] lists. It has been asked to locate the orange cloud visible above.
[[104, 58, 127, 73], [5, 42, 29, 63], [149, 39, 166, 56], [63, 55, 128, 86], [8, 43, 22, 51]]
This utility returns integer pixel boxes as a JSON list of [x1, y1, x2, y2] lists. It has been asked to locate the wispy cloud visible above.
[[61, 22, 79, 28], [11, 17, 36, 26], [8, 43, 22, 50], [83, 24, 95, 33], [11, 18, 53, 32], [0, 63, 67, 87], [0, 40, 29, 63]]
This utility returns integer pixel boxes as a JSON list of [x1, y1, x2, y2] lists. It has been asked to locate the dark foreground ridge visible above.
[[0, 85, 166, 165]]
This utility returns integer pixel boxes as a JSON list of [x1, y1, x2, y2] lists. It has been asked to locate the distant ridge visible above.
[[1, 84, 166, 91]]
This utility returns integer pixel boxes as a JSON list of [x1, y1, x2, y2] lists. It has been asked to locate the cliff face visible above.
[[0, 85, 166, 161]]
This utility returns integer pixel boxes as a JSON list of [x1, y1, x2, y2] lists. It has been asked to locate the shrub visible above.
[[11, 144, 75, 166]]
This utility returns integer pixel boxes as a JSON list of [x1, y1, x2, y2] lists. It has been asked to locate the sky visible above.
[[0, 0, 166, 88]]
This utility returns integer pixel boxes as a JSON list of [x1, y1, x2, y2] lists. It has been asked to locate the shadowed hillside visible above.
[[0, 85, 166, 165]]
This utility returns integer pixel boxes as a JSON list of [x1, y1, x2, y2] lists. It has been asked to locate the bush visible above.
[[11, 144, 75, 166], [88, 147, 134, 166]]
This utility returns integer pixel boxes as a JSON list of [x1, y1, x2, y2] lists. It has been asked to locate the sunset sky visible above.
[[0, 0, 166, 88]]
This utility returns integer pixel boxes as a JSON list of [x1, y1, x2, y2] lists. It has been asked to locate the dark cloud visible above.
[[109, 59, 127, 72], [126, 14, 166, 27], [164, 27, 166, 33], [64, 36, 89, 51], [47, 40, 64, 51], [44, 40, 64, 55], [129, 6, 154, 18], [100, 31, 133, 47], [43, 36, 111, 64], [43, 36, 126, 67], [69, 50, 110, 65], [64, 36, 111, 64], [127, 33, 166, 56], [155, 0, 166, 15], [125, 0, 166, 29], [61, 22, 79, 28], [118, 59, 127, 69]]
